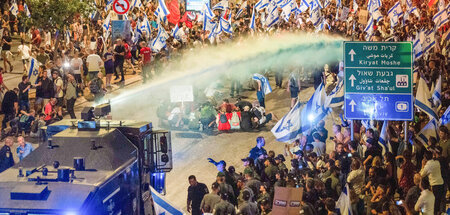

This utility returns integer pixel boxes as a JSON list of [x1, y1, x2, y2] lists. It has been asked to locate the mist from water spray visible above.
[[107, 33, 345, 121]]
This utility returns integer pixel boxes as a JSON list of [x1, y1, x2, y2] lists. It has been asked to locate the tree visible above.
[[23, 0, 94, 32]]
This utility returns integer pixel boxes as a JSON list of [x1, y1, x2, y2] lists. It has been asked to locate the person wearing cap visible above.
[[213, 193, 236, 215], [244, 168, 261, 200], [274, 154, 287, 172], [187, 175, 209, 215], [237, 189, 258, 215], [242, 157, 260, 180], [200, 182, 221, 214]]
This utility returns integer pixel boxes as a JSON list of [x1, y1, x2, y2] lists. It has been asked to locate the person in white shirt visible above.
[[17, 40, 31, 73], [70, 52, 84, 94], [85, 49, 103, 81], [414, 177, 435, 215], [311, 132, 326, 156], [419, 150, 444, 214]]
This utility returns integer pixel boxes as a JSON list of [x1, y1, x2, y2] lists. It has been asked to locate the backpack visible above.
[[219, 113, 228, 123], [229, 112, 240, 129], [89, 78, 101, 94], [31, 119, 39, 133]]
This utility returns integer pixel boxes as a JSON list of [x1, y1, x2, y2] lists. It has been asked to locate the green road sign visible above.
[[344, 42, 413, 121]]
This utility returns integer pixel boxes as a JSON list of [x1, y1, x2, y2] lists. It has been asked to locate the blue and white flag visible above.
[[336, 0, 341, 8], [151, 25, 169, 52], [413, 32, 423, 59], [249, 7, 256, 30], [154, 0, 170, 23], [421, 29, 435, 54], [140, 15, 152, 34], [415, 77, 439, 119], [212, 0, 229, 10], [325, 80, 344, 108], [236, 1, 247, 18], [432, 75, 441, 108], [280, 0, 293, 22], [203, 15, 216, 32], [372, 8, 383, 22], [105, 0, 113, 12], [90, 11, 97, 20], [311, 0, 323, 10], [171, 24, 185, 41], [271, 100, 304, 142], [439, 106, 450, 129], [9, 2, 18, 16], [253, 73, 272, 95], [364, 16, 374, 41], [151, 186, 184, 215], [352, 0, 358, 13], [324, 0, 331, 8], [131, 0, 143, 9], [310, 6, 322, 26], [433, 9, 449, 30], [102, 13, 111, 39], [361, 120, 374, 129], [336, 184, 353, 215], [300, 83, 328, 133], [220, 15, 233, 34], [298, 0, 309, 13], [387, 1, 402, 20], [378, 121, 390, 156], [367, 0, 381, 14], [255, 0, 269, 11], [266, 5, 280, 28], [27, 58, 40, 85], [24, 3, 31, 18], [417, 118, 440, 147]]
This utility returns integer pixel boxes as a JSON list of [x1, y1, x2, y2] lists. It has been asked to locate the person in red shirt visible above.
[[123, 39, 135, 75], [44, 98, 57, 125], [31, 27, 41, 49], [139, 41, 152, 83]]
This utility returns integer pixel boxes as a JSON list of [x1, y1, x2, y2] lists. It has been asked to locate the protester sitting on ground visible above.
[[250, 103, 278, 128], [218, 99, 237, 113], [16, 136, 33, 161], [30, 113, 46, 139], [216, 107, 231, 132], [44, 98, 59, 125]]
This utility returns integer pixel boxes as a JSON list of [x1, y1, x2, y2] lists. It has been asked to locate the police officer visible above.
[[0, 137, 14, 173], [187, 175, 209, 215], [237, 190, 258, 215]]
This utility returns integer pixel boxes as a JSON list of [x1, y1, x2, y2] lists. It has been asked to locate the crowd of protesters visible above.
[[0, 0, 449, 214]]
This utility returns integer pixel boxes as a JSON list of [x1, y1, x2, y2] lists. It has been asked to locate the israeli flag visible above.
[[416, 118, 440, 147], [151, 25, 169, 53], [440, 106, 450, 129], [102, 13, 111, 39], [203, 2, 214, 18], [388, 1, 402, 20], [300, 83, 329, 133], [336, 184, 353, 215], [65, 31, 71, 45], [253, 74, 272, 95], [24, 3, 31, 18], [311, 0, 323, 10], [413, 32, 423, 59], [336, 0, 341, 8], [90, 11, 97, 20], [141, 15, 152, 34], [438, 0, 445, 11], [372, 8, 383, 22], [352, 0, 358, 13], [150, 186, 184, 215], [132, 22, 142, 44], [212, 0, 229, 10], [249, 7, 256, 30], [131, 0, 143, 9], [415, 77, 439, 119], [220, 15, 233, 34], [171, 24, 184, 41], [433, 9, 449, 30], [432, 75, 441, 108], [364, 16, 374, 41], [271, 100, 303, 142], [255, 0, 269, 11], [266, 6, 280, 28], [105, 0, 113, 12], [290, 0, 298, 13], [158, 0, 170, 16], [9, 2, 18, 16], [298, 0, 309, 13], [310, 6, 321, 26], [203, 15, 216, 32], [361, 120, 374, 129], [280, 0, 293, 21], [27, 58, 40, 85], [325, 80, 344, 108], [378, 121, 390, 156], [421, 29, 435, 54], [236, 1, 247, 18]]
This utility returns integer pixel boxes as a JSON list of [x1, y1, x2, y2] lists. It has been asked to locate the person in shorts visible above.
[[1, 30, 13, 73]]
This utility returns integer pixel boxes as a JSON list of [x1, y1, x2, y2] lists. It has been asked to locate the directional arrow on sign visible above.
[[349, 74, 356, 87], [349, 100, 356, 112], [348, 49, 356, 62]]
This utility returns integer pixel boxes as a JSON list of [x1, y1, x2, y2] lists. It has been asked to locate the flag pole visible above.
[[404, 121, 407, 142]]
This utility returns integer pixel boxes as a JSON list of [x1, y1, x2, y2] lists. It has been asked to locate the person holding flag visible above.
[[252, 73, 272, 108]]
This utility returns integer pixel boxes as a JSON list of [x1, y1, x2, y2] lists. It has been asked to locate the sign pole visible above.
[[350, 120, 354, 141], [404, 121, 407, 142]]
